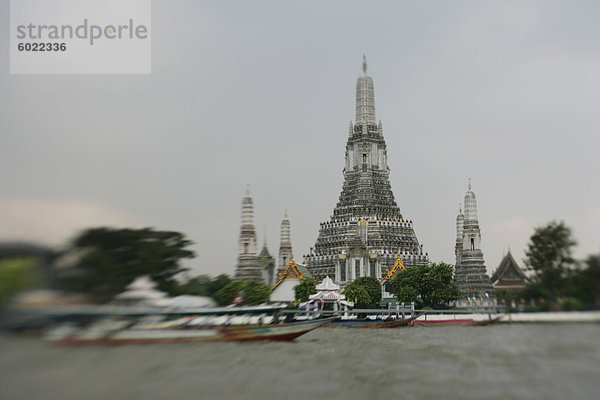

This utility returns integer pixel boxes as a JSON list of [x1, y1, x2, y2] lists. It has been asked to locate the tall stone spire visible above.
[[455, 203, 464, 266], [355, 55, 376, 125], [278, 210, 293, 274], [454, 180, 494, 302], [305, 58, 429, 285], [234, 188, 261, 281]]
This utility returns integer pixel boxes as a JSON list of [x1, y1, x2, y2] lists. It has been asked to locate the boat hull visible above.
[[324, 316, 416, 328], [48, 318, 335, 345]]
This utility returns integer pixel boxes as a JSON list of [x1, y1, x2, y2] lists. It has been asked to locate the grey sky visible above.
[[1, 0, 599, 277]]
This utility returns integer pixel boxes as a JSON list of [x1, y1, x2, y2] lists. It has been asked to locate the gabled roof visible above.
[[491, 251, 528, 283], [381, 252, 407, 286], [315, 276, 339, 291], [270, 259, 313, 292]]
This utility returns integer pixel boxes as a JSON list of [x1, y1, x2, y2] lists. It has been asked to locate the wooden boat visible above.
[[46, 317, 336, 345], [324, 315, 417, 328]]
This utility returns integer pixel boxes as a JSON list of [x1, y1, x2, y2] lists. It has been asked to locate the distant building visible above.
[[270, 259, 312, 303], [278, 211, 293, 277], [454, 180, 494, 303], [233, 189, 281, 286], [491, 251, 528, 292], [258, 242, 276, 287], [304, 56, 429, 286]]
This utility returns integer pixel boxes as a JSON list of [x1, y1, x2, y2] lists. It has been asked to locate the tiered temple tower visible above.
[[258, 239, 276, 287], [234, 188, 261, 281], [278, 211, 294, 275], [454, 180, 494, 300], [305, 57, 429, 284]]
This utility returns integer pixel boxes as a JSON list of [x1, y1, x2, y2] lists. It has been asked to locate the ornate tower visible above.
[[234, 188, 261, 281], [454, 180, 494, 300], [278, 211, 293, 275], [305, 57, 429, 284], [258, 240, 276, 287]]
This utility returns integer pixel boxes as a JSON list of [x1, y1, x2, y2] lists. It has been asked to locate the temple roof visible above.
[[381, 252, 407, 286], [491, 251, 528, 283], [315, 276, 340, 291], [270, 259, 313, 291]]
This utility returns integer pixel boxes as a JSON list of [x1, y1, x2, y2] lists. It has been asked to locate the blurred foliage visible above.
[[158, 274, 232, 298], [508, 222, 600, 311], [343, 276, 381, 308], [0, 258, 39, 305], [57, 227, 195, 303], [523, 222, 600, 310], [390, 263, 460, 308], [214, 280, 270, 306], [294, 279, 316, 303], [525, 221, 576, 310]]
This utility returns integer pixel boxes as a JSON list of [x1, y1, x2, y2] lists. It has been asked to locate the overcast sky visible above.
[[1, 0, 599, 277]]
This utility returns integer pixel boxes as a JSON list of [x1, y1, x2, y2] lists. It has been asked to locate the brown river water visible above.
[[1, 324, 599, 400]]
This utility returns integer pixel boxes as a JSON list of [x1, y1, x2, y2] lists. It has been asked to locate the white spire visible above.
[[278, 211, 293, 272], [355, 55, 376, 125], [464, 179, 478, 223]]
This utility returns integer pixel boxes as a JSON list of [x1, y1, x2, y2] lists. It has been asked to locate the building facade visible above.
[[305, 57, 429, 285], [454, 180, 494, 301]]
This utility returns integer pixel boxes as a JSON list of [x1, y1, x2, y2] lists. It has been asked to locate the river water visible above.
[[1, 324, 599, 400]]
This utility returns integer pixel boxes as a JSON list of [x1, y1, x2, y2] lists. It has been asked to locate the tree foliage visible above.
[[525, 221, 576, 308], [0, 258, 39, 305], [214, 280, 270, 306], [57, 227, 195, 303], [343, 284, 371, 308], [159, 274, 232, 298], [294, 279, 317, 302], [343, 276, 381, 307], [390, 263, 460, 308]]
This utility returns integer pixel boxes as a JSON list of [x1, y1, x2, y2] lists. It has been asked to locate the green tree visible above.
[[390, 263, 460, 308], [206, 274, 233, 297], [427, 263, 461, 306], [343, 276, 381, 307], [214, 280, 270, 306], [158, 274, 232, 298], [343, 284, 371, 308], [214, 281, 244, 306], [525, 221, 576, 310], [294, 279, 317, 302], [242, 280, 270, 305], [57, 227, 195, 303], [0, 258, 39, 305]]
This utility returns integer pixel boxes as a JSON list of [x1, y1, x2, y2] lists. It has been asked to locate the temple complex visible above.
[[454, 180, 494, 302], [305, 57, 429, 285]]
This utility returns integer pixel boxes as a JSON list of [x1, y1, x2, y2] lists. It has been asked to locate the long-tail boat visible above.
[[6, 304, 334, 344], [414, 313, 502, 327], [323, 314, 417, 328], [45, 317, 335, 345]]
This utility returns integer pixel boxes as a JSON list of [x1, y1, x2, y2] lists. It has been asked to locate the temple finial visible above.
[[284, 209, 288, 219], [362, 54, 367, 74], [263, 225, 267, 246], [459, 202, 462, 213], [468, 178, 472, 191]]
